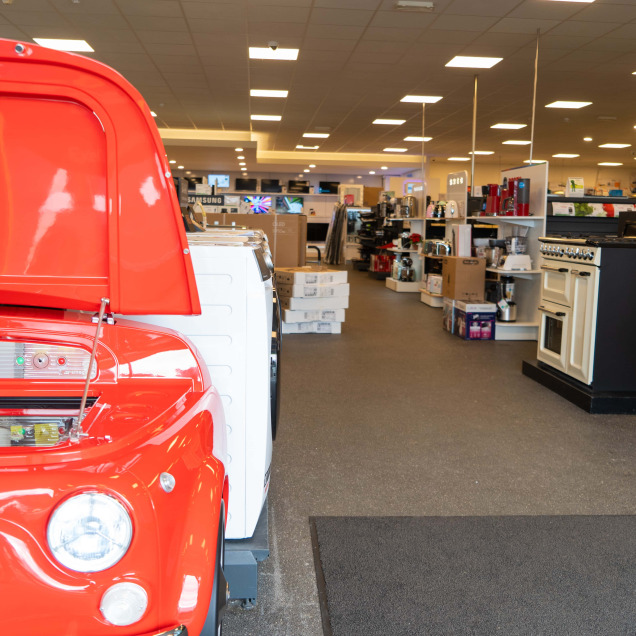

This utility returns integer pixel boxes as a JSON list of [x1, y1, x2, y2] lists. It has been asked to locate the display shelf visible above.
[[420, 289, 444, 307], [386, 278, 421, 293], [486, 267, 541, 279], [466, 215, 545, 228], [387, 247, 421, 254], [494, 321, 539, 341], [424, 255, 444, 260], [385, 216, 425, 222]]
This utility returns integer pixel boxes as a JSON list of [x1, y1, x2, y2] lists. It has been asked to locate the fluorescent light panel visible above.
[[296, 145, 319, 150], [553, 153, 580, 158], [502, 140, 531, 145], [373, 119, 406, 125], [404, 136, 432, 142], [598, 162, 623, 166], [400, 95, 443, 103], [583, 137, 593, 141], [33, 38, 94, 52], [469, 151, 494, 155], [383, 147, 407, 152], [546, 101, 592, 109], [251, 114, 281, 121], [250, 89, 288, 98], [249, 47, 299, 60], [491, 123, 527, 129], [523, 159, 547, 164], [599, 143, 631, 148], [303, 133, 329, 138], [548, 0, 594, 3], [446, 56, 502, 69], [448, 157, 470, 161]]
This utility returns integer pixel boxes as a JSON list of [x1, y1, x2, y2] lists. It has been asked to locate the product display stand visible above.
[[384, 216, 425, 293]]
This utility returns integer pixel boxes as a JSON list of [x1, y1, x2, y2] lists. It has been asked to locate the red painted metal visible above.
[[0, 38, 200, 315]]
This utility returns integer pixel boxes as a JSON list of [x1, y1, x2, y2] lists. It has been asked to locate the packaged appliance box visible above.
[[442, 298, 456, 334], [276, 267, 348, 285], [282, 321, 342, 334], [442, 256, 486, 302], [454, 301, 497, 341], [283, 308, 345, 323], [363, 186, 383, 207], [277, 283, 350, 298], [280, 295, 349, 311], [427, 274, 443, 295], [219, 213, 307, 268]]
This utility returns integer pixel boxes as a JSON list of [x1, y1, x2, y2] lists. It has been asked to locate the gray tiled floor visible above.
[[223, 266, 636, 636]]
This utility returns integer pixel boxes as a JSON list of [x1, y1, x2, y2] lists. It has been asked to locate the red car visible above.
[[0, 39, 228, 635]]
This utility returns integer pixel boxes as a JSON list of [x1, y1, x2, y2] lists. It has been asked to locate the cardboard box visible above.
[[454, 301, 496, 340], [282, 321, 342, 334], [280, 295, 349, 311], [426, 274, 443, 295], [442, 298, 456, 334], [283, 308, 345, 323], [441, 256, 486, 302], [275, 267, 347, 285], [218, 213, 307, 268], [363, 186, 383, 207], [277, 283, 350, 298]]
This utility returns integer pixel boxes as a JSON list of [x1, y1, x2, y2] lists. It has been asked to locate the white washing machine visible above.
[[125, 231, 274, 539]]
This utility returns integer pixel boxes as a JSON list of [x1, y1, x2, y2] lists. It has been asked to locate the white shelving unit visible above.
[[420, 289, 444, 307], [384, 217, 426, 293]]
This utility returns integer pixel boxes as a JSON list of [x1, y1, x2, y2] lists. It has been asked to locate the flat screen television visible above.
[[236, 177, 258, 191], [319, 181, 340, 194], [307, 222, 330, 242], [208, 174, 230, 188], [276, 196, 304, 214], [288, 180, 310, 194], [243, 196, 272, 214], [261, 178, 282, 193]]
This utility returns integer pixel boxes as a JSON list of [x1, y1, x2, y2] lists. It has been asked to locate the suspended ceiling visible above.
[[2, 0, 636, 175]]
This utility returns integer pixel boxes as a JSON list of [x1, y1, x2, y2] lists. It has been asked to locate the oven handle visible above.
[[540, 265, 569, 273], [571, 270, 591, 277], [538, 305, 566, 317]]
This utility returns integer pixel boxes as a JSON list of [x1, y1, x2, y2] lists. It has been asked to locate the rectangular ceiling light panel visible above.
[[492, 123, 527, 129], [251, 115, 282, 121], [553, 153, 580, 158], [599, 143, 631, 148], [383, 148, 407, 152], [400, 95, 443, 103], [446, 56, 503, 69], [296, 145, 319, 150], [502, 140, 531, 145], [33, 38, 94, 52], [448, 157, 470, 161], [373, 119, 406, 125], [546, 101, 592, 109], [303, 133, 330, 138], [250, 89, 288, 98], [249, 47, 299, 60], [469, 151, 494, 155], [404, 136, 432, 142]]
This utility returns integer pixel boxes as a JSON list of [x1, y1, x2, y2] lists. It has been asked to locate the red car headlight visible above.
[[47, 492, 133, 572]]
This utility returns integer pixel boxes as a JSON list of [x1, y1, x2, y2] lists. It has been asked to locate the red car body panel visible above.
[[0, 38, 228, 635]]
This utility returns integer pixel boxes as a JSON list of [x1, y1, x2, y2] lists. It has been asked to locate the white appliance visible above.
[[537, 235, 636, 390], [338, 184, 364, 206], [125, 231, 274, 539]]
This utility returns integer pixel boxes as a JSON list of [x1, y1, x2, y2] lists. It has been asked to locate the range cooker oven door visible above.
[[566, 264, 599, 385], [540, 261, 572, 306], [538, 301, 570, 374]]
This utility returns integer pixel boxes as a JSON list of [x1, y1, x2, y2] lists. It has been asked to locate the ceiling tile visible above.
[[247, 21, 306, 37], [0, 25, 29, 40], [489, 18, 560, 34], [136, 30, 194, 45], [144, 43, 198, 56], [116, 0, 182, 17], [573, 3, 636, 22], [369, 11, 436, 30], [182, 2, 246, 19], [363, 27, 421, 42], [431, 14, 500, 31], [306, 24, 365, 39], [49, 0, 120, 14], [445, 0, 523, 17], [65, 13, 129, 29], [546, 20, 621, 38], [126, 15, 189, 31], [1, 10, 70, 27], [507, 1, 591, 20], [316, 0, 382, 7], [605, 23, 636, 39], [247, 6, 311, 23], [310, 8, 374, 27]]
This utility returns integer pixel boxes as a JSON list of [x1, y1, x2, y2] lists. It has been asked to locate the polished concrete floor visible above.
[[223, 266, 636, 636]]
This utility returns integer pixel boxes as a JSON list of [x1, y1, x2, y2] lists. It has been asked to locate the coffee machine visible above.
[[500, 177, 530, 216]]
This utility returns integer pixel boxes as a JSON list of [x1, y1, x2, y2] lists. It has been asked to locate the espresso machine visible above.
[[401, 195, 417, 218]]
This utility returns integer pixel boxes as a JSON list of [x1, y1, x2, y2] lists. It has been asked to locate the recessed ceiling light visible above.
[[404, 136, 432, 142], [241, 167, 247, 171], [469, 151, 494, 155], [33, 38, 94, 52], [446, 56, 503, 69], [250, 89, 288, 98], [296, 145, 319, 150], [523, 159, 547, 164], [448, 157, 470, 161], [150, 111, 157, 117], [237, 155, 245, 159], [395, 0, 435, 11], [177, 165, 184, 169], [356, 175, 362, 179], [381, 166, 388, 170], [169, 160, 176, 164], [400, 95, 443, 103], [583, 137, 593, 141], [598, 162, 623, 166], [502, 140, 531, 145], [552, 153, 580, 158], [548, 0, 594, 3], [546, 101, 592, 109], [304, 169, 310, 173], [599, 143, 631, 148], [251, 114, 281, 121], [373, 119, 406, 125], [369, 171, 377, 175], [239, 162, 246, 166], [235, 147, 244, 152], [491, 123, 527, 129], [383, 147, 407, 152], [185, 171, 191, 175], [303, 133, 329, 138], [309, 164, 316, 168], [249, 47, 299, 61]]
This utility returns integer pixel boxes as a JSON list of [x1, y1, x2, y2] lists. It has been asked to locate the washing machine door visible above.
[[270, 288, 281, 441]]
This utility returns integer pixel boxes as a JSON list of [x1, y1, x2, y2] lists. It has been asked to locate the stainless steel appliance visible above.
[[401, 196, 417, 218], [536, 236, 636, 390], [497, 276, 517, 322]]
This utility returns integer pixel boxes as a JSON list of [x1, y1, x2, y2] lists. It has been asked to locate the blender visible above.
[[497, 276, 517, 322]]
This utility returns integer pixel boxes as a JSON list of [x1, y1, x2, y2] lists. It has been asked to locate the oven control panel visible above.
[[0, 342, 96, 380], [539, 242, 600, 265]]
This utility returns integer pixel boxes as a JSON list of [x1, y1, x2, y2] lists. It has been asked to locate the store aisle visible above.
[[223, 267, 636, 636]]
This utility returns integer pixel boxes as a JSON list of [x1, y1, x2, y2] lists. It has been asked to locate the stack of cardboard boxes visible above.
[[276, 267, 349, 334], [440, 256, 497, 340]]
